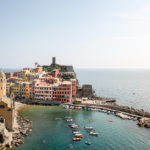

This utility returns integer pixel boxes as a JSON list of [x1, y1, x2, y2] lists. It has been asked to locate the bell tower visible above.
[[0, 71, 6, 97]]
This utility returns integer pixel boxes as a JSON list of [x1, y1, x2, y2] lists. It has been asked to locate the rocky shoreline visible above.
[[11, 115, 32, 148], [138, 118, 150, 128]]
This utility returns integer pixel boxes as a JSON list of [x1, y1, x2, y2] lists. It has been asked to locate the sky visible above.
[[0, 0, 150, 69]]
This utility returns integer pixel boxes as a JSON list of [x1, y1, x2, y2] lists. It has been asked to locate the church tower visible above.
[[0, 71, 6, 97]]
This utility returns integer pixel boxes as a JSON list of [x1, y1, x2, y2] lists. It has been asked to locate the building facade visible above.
[[0, 71, 15, 131], [0, 72, 6, 97]]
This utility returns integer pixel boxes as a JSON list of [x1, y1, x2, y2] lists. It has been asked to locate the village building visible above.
[[0, 71, 15, 131]]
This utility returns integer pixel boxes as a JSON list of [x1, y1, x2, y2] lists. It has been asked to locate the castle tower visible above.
[[0, 71, 6, 97], [52, 57, 56, 66]]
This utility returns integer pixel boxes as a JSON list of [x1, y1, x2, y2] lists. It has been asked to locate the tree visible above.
[[35, 62, 38, 67]]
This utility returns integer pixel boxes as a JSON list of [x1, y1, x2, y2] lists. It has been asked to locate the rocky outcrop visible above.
[[0, 123, 11, 149], [12, 116, 32, 147], [138, 118, 150, 128], [102, 104, 150, 118]]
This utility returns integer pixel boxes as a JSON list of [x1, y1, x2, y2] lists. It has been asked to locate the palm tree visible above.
[[35, 62, 38, 67]]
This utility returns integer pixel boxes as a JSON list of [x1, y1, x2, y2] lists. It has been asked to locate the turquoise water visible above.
[[14, 106, 150, 150]]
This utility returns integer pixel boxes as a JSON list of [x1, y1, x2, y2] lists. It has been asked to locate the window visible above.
[[0, 105, 5, 108]]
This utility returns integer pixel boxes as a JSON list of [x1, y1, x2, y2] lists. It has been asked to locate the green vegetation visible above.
[[43, 65, 61, 72]]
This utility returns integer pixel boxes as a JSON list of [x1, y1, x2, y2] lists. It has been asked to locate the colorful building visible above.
[[20, 82, 30, 99], [52, 81, 72, 102], [10, 83, 21, 97], [32, 81, 53, 100], [70, 79, 77, 97]]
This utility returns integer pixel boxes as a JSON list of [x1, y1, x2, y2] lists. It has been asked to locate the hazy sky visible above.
[[1, 0, 150, 68]]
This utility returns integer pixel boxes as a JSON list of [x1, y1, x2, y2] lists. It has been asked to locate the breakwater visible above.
[[62, 102, 150, 128]]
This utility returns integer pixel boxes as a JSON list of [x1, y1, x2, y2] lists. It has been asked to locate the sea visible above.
[[3, 68, 150, 150]]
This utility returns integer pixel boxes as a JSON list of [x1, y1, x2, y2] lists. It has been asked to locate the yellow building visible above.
[[20, 82, 30, 99], [0, 72, 6, 97], [25, 83, 30, 99], [10, 83, 21, 97]]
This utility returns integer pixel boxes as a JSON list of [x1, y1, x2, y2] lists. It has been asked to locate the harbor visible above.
[[11, 106, 150, 150], [62, 100, 150, 128]]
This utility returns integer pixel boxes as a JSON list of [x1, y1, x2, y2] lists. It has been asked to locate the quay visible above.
[[62, 102, 150, 120]]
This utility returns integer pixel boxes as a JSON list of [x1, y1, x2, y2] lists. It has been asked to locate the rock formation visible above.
[[0, 122, 11, 149], [138, 118, 150, 128]]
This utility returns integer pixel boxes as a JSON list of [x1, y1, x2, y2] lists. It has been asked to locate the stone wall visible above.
[[0, 101, 14, 131], [82, 84, 93, 97]]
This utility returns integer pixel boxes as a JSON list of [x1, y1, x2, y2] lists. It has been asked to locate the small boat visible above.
[[89, 132, 99, 136], [75, 133, 83, 137], [85, 127, 93, 130], [108, 120, 114, 122], [73, 137, 81, 141], [75, 135, 83, 138], [87, 130, 95, 133], [72, 129, 79, 131], [85, 141, 91, 145], [66, 119, 73, 122], [71, 125, 80, 129], [68, 123, 76, 127], [73, 131, 80, 134]]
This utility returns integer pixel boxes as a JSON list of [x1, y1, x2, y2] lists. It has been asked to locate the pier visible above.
[[62, 102, 150, 120]]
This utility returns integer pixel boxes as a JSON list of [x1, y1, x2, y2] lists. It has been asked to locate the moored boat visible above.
[[73, 137, 81, 141], [74, 133, 83, 137], [84, 127, 93, 130], [73, 131, 80, 134], [85, 141, 91, 145], [71, 125, 80, 129], [89, 132, 99, 136], [72, 128, 79, 131]]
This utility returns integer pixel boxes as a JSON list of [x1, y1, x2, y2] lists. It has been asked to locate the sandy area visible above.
[[13, 102, 29, 134], [15, 102, 28, 111]]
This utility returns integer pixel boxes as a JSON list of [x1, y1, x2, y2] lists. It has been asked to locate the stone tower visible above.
[[0, 71, 6, 97], [52, 57, 56, 66]]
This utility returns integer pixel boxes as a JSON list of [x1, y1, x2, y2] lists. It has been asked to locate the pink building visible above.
[[31, 80, 72, 103], [32, 81, 53, 100]]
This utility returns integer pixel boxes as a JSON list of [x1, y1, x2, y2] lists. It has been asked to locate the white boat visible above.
[[84, 127, 93, 130], [89, 132, 99, 136], [73, 131, 80, 134], [66, 119, 73, 122], [75, 133, 83, 137]]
